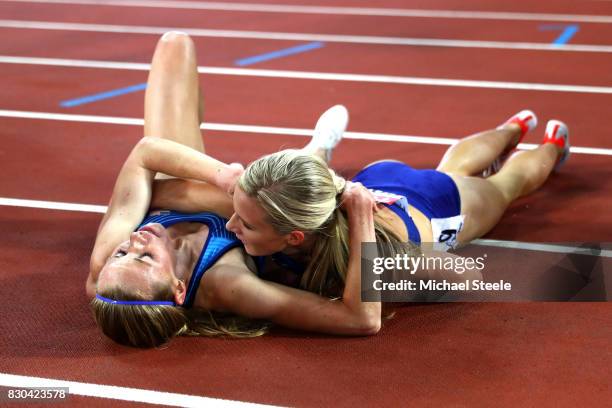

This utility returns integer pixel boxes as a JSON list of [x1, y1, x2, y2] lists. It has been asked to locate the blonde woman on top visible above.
[[227, 107, 569, 299]]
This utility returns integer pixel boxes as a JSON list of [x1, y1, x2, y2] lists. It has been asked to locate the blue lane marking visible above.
[[235, 41, 324, 66], [60, 83, 148, 108], [539, 24, 579, 46], [553, 25, 579, 45]]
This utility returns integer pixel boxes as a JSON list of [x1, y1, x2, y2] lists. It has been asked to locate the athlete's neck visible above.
[[169, 226, 208, 285]]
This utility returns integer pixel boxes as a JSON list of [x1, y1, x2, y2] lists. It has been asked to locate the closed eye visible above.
[[237, 215, 254, 230], [114, 250, 127, 257]]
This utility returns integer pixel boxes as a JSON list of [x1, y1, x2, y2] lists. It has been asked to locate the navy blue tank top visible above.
[[137, 211, 241, 308]]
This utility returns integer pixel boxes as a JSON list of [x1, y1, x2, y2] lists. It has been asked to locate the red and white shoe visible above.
[[542, 119, 570, 171], [482, 110, 538, 177], [498, 109, 538, 141]]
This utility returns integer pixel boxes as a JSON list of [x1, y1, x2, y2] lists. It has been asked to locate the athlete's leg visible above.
[[444, 175, 508, 243], [487, 120, 569, 204], [486, 144, 559, 203], [449, 125, 566, 243], [144, 31, 204, 156], [437, 126, 520, 176], [437, 111, 537, 177]]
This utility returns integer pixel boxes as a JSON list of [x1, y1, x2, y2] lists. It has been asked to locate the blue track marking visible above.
[[60, 83, 148, 108], [235, 41, 324, 66], [539, 24, 580, 46]]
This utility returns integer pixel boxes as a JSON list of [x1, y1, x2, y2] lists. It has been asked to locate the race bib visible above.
[[431, 214, 465, 250]]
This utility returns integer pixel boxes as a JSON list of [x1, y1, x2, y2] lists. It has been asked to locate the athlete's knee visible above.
[[153, 31, 197, 76], [161, 31, 192, 45], [157, 31, 195, 59]]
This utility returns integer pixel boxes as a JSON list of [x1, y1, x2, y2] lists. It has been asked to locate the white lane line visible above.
[[0, 197, 608, 257], [1, 109, 611, 156], [0, 109, 610, 155], [473, 239, 612, 258], [0, 373, 275, 407], [0, 197, 107, 213], [2, 55, 612, 95], [4, 0, 612, 24], [1, 19, 612, 53]]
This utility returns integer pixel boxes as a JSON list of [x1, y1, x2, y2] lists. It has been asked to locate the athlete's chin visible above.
[[243, 244, 256, 255], [243, 244, 264, 257]]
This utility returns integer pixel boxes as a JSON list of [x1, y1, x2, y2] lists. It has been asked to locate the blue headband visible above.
[[95, 294, 176, 306]]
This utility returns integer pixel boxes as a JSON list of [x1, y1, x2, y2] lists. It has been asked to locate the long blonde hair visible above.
[[239, 150, 418, 298], [91, 285, 269, 348]]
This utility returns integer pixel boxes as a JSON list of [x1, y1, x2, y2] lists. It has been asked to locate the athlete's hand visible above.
[[341, 181, 378, 215], [341, 182, 378, 243], [217, 162, 244, 195]]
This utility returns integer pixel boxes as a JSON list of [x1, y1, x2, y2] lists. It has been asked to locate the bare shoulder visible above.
[[202, 247, 258, 289], [211, 246, 257, 275], [195, 247, 257, 309]]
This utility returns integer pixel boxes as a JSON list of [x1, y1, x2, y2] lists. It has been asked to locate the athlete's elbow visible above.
[[127, 136, 156, 165], [355, 314, 381, 336], [345, 302, 382, 335], [360, 320, 381, 336], [135, 136, 159, 155]]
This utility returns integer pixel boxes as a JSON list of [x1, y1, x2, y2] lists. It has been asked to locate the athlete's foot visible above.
[[482, 110, 538, 177], [542, 119, 570, 171], [303, 105, 349, 163], [498, 109, 538, 149]]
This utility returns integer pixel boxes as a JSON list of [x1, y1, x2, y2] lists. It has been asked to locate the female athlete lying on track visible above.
[[86, 32, 570, 348]]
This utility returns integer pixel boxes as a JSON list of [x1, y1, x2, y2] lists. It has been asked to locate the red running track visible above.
[[0, 1, 610, 406]]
